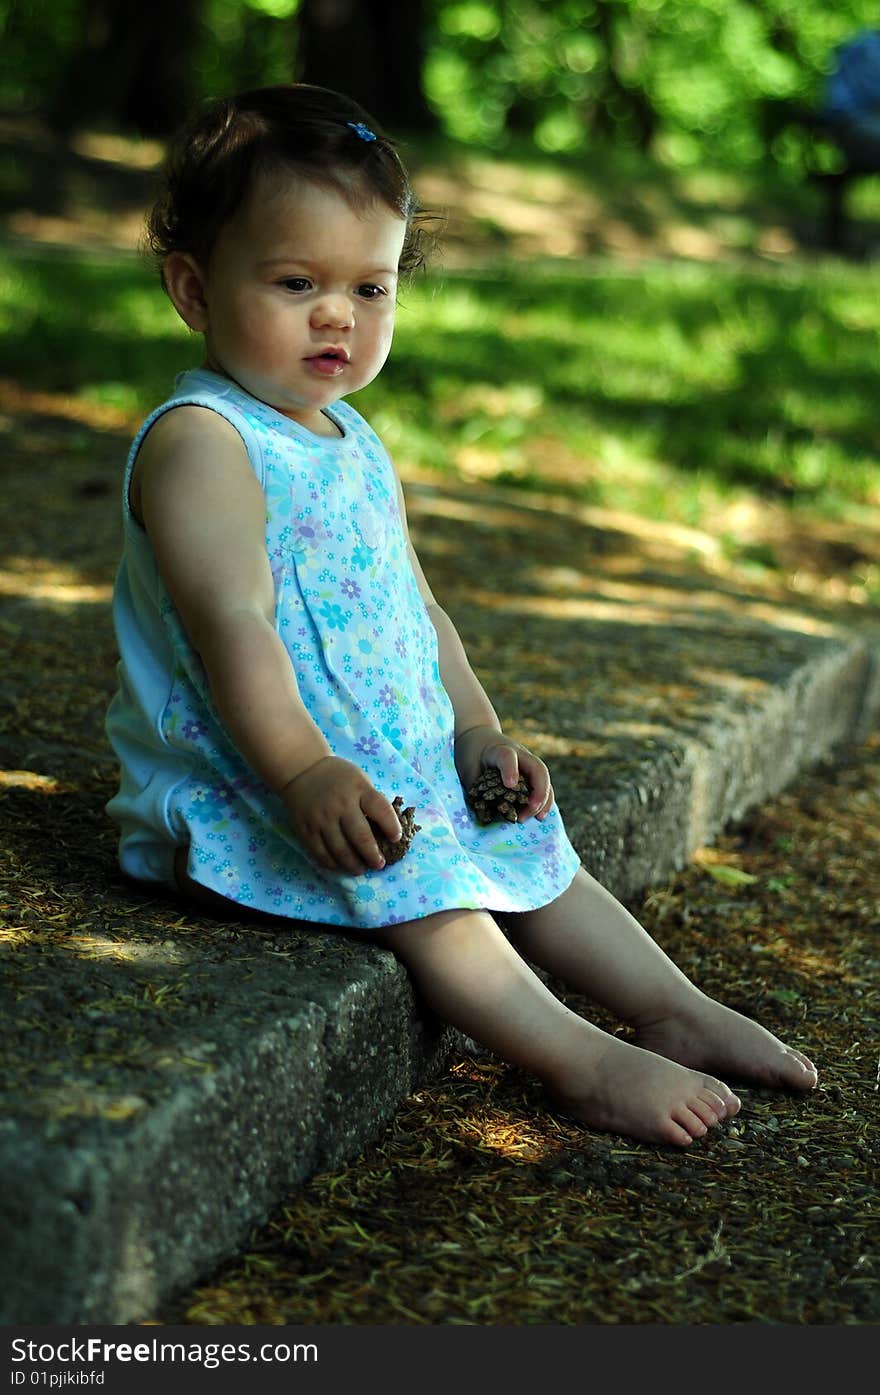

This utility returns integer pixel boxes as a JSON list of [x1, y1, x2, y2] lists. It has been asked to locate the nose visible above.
[[310, 294, 354, 331]]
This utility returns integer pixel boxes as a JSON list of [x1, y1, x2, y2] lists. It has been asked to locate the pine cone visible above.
[[372, 795, 421, 864], [467, 768, 531, 825]]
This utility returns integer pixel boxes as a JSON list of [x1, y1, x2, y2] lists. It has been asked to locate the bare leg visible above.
[[502, 866, 818, 1091], [377, 907, 742, 1147]]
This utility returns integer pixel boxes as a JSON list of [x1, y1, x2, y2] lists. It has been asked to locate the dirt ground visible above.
[[137, 732, 878, 1327]]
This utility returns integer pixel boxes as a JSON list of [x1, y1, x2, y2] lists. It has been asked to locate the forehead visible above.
[[227, 170, 407, 262]]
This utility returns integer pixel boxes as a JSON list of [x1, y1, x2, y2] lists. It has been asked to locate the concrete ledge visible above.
[[3, 525, 879, 1321], [567, 634, 880, 900], [2, 950, 456, 1323]]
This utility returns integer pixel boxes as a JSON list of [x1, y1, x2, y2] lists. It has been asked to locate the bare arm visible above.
[[391, 469, 554, 821], [135, 407, 401, 870]]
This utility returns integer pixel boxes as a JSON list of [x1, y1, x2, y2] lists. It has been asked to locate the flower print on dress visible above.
[[354, 733, 381, 758], [413, 860, 470, 905], [350, 619, 386, 664], [188, 783, 216, 824], [291, 515, 334, 559], [542, 851, 562, 882], [214, 860, 251, 902], [350, 542, 374, 573], [354, 505, 387, 551], [187, 781, 237, 826], [318, 600, 350, 631], [264, 471, 292, 524], [380, 717, 404, 751]]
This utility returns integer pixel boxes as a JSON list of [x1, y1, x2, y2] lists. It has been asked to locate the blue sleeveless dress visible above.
[[105, 368, 581, 927]]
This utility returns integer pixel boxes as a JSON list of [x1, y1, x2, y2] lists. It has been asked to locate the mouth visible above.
[[306, 346, 350, 376]]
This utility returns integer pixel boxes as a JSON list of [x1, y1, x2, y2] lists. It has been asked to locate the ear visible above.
[[163, 252, 210, 331]]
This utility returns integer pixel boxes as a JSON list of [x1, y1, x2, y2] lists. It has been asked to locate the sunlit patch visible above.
[[0, 769, 71, 792], [447, 1103, 559, 1163], [0, 557, 112, 604], [5, 209, 146, 254], [0, 378, 137, 431], [70, 130, 164, 170], [65, 933, 191, 966], [0, 927, 30, 947], [38, 1086, 149, 1122], [768, 939, 847, 982]]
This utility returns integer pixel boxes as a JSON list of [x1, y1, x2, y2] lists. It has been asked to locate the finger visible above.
[[528, 775, 552, 814], [309, 829, 338, 871], [322, 824, 371, 875], [534, 783, 555, 821], [361, 788, 402, 843], [517, 770, 552, 821], [342, 812, 387, 871], [487, 744, 520, 788]]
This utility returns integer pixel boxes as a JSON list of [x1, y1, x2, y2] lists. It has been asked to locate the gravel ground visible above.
[[144, 731, 879, 1326]]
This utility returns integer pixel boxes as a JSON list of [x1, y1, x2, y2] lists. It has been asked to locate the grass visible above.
[[2, 238, 880, 551]]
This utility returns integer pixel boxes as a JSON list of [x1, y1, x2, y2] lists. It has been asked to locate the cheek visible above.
[[233, 310, 287, 368], [373, 311, 397, 357], [223, 292, 284, 348]]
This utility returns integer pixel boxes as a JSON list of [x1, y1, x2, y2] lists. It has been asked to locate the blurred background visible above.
[[0, 0, 873, 171], [2, 0, 880, 604]]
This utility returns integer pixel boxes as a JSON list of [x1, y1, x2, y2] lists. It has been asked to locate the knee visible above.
[[374, 907, 499, 961]]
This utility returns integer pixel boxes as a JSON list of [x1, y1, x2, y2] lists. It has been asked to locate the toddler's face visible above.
[[183, 173, 407, 433]]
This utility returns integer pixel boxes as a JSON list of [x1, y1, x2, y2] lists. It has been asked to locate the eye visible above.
[[356, 283, 387, 301], [281, 277, 311, 293]]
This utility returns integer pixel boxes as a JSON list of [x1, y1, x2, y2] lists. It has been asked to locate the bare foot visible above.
[[631, 991, 818, 1092], [548, 1032, 742, 1147]]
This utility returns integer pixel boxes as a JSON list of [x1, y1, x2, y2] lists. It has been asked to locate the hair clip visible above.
[[347, 121, 377, 142]]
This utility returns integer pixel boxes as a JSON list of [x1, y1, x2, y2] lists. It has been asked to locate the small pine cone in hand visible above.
[[372, 796, 421, 864], [467, 768, 531, 825]]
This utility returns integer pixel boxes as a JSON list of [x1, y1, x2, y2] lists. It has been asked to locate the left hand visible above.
[[454, 726, 555, 822]]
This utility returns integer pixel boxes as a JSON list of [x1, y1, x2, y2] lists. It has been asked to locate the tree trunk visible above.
[[50, 0, 201, 137], [297, 0, 434, 131], [592, 0, 657, 151]]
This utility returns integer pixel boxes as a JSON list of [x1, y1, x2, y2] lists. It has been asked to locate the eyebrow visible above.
[[257, 258, 399, 276]]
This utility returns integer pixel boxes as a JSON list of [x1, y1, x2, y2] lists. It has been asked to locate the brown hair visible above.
[[146, 84, 435, 280]]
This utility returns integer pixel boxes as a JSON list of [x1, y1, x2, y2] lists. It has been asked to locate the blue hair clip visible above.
[[347, 121, 377, 142]]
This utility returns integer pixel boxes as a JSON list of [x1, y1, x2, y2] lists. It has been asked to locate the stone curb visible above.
[[3, 628, 878, 1324]]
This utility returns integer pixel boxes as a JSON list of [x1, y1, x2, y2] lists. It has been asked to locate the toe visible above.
[[695, 1088, 727, 1125], [705, 1076, 741, 1118], [788, 1049, 818, 1087], [673, 1105, 709, 1139], [664, 1118, 696, 1147]]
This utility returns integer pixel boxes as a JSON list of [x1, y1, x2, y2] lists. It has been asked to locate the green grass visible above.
[[2, 242, 879, 532]]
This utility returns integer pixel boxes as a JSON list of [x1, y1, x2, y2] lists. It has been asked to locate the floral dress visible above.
[[105, 369, 581, 926]]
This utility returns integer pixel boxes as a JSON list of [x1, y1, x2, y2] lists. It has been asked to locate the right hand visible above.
[[279, 757, 402, 874]]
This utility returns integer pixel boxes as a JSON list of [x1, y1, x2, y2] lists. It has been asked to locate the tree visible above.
[[49, 0, 202, 136], [297, 0, 435, 131]]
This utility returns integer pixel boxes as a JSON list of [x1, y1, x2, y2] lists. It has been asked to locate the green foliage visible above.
[[423, 0, 880, 168], [0, 0, 81, 110], [4, 238, 877, 531], [5, 0, 880, 171], [195, 0, 302, 100]]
